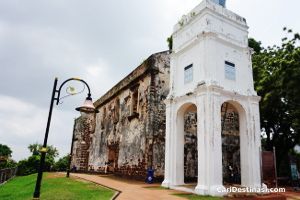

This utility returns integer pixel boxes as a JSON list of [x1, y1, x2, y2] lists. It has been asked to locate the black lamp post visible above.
[[33, 77, 98, 200]]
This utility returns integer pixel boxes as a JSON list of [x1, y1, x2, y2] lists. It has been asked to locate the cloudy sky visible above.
[[0, 0, 299, 161]]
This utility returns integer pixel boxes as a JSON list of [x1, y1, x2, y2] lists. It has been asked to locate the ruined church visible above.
[[71, 51, 171, 180], [71, 0, 263, 196]]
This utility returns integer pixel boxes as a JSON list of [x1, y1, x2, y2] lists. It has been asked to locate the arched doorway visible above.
[[176, 103, 198, 185], [221, 102, 241, 185]]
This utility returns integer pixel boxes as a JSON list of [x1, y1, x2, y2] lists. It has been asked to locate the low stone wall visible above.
[[0, 167, 17, 184]]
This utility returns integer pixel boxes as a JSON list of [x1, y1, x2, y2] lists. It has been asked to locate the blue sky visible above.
[[0, 0, 299, 161]]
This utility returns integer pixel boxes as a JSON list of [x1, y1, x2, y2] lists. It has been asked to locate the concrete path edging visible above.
[[74, 175, 121, 200], [70, 173, 186, 200]]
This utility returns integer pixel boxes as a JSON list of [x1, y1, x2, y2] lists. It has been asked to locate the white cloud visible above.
[[0, 94, 78, 161], [0, 95, 46, 138]]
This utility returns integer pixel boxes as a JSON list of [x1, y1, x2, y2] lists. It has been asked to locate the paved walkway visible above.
[[284, 191, 300, 200], [70, 173, 300, 200], [71, 173, 186, 200]]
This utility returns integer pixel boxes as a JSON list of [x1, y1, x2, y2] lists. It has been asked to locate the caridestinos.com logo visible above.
[[217, 187, 286, 193]]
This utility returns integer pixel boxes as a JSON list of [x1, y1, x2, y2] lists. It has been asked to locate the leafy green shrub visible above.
[[16, 143, 58, 176], [53, 155, 69, 172], [17, 155, 54, 176]]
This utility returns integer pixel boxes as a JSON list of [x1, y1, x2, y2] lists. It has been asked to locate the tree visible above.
[[250, 28, 300, 176], [53, 155, 70, 172], [0, 144, 16, 169], [167, 35, 173, 51], [28, 143, 59, 158], [248, 38, 262, 54], [0, 144, 12, 159], [28, 143, 39, 156], [17, 144, 59, 176]]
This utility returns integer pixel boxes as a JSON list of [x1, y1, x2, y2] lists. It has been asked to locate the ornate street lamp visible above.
[[33, 77, 98, 200]]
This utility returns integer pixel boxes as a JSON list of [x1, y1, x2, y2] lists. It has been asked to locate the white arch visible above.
[[163, 87, 262, 195], [218, 97, 261, 188], [220, 100, 247, 186], [172, 102, 197, 185]]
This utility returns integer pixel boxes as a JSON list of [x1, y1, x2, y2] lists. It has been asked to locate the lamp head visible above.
[[75, 95, 99, 114]]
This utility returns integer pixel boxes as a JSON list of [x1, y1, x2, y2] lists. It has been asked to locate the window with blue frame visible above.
[[211, 0, 226, 7], [225, 61, 236, 80], [184, 64, 193, 84]]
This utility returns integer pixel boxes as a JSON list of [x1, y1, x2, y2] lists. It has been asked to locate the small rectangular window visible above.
[[113, 98, 120, 124], [101, 107, 106, 129], [225, 61, 236, 80], [131, 90, 138, 114], [184, 64, 193, 84], [127, 88, 140, 121]]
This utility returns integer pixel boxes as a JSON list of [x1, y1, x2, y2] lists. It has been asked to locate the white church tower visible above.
[[162, 0, 263, 196]]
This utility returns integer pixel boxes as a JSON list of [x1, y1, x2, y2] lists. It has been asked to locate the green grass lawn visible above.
[[0, 173, 115, 200], [174, 194, 224, 200], [143, 185, 170, 190]]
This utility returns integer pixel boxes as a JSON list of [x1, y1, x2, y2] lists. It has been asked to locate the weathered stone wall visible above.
[[93, 76, 151, 177], [86, 51, 170, 179], [71, 113, 95, 171], [184, 112, 197, 181], [149, 52, 170, 178], [221, 102, 241, 184]]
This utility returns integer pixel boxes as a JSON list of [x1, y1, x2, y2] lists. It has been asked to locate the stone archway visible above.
[[183, 105, 198, 183], [174, 103, 198, 185], [163, 91, 262, 196]]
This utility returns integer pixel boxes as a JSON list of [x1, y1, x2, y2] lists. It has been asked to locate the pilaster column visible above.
[[162, 99, 172, 187], [173, 102, 184, 185], [206, 90, 226, 196], [249, 100, 262, 188], [195, 94, 208, 195], [240, 102, 250, 187]]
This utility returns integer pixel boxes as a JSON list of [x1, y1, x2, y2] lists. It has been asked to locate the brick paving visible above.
[[284, 191, 300, 200], [71, 173, 186, 200]]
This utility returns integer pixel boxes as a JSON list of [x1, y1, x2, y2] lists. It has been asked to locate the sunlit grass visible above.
[[0, 173, 115, 200]]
